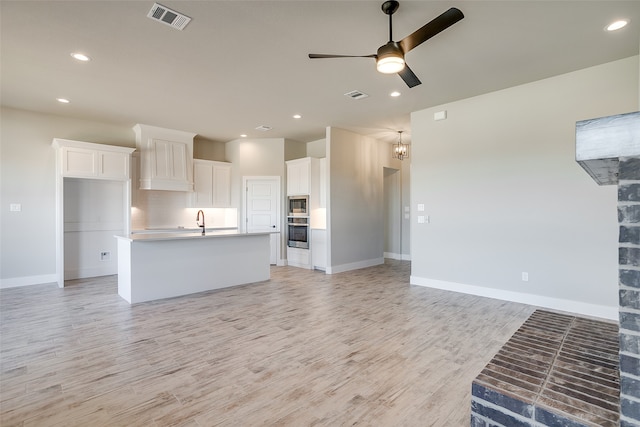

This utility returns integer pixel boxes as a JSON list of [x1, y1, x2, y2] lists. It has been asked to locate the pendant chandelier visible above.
[[392, 131, 409, 160]]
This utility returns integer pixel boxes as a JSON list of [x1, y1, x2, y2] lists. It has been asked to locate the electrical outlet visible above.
[[100, 251, 111, 261], [522, 272, 529, 282]]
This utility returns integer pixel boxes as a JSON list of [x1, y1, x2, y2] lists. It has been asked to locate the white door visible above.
[[244, 177, 280, 265]]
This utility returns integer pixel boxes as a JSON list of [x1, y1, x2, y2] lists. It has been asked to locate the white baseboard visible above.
[[64, 266, 117, 281], [327, 257, 384, 274], [410, 276, 618, 321], [384, 252, 412, 261], [1, 274, 57, 289]]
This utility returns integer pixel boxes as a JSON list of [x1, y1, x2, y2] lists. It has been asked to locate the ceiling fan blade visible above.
[[398, 64, 421, 88], [399, 7, 464, 54], [309, 54, 377, 59]]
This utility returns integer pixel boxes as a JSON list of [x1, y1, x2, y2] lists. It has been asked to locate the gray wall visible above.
[[0, 107, 134, 286], [306, 138, 326, 158], [226, 137, 287, 258], [410, 56, 639, 319], [326, 127, 385, 272]]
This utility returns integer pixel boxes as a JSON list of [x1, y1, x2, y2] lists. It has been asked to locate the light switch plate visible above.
[[418, 216, 425, 223], [417, 204, 425, 212], [9, 203, 21, 212]]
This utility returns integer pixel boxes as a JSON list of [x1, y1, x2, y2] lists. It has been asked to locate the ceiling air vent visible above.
[[147, 3, 191, 31], [344, 90, 369, 100], [255, 125, 272, 132]]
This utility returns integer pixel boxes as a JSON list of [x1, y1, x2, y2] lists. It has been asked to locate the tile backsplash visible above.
[[131, 190, 238, 230]]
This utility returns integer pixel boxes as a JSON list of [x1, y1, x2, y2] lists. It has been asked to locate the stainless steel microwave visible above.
[[287, 196, 309, 216]]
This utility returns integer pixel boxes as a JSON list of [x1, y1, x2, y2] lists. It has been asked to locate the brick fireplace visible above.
[[471, 111, 640, 426]]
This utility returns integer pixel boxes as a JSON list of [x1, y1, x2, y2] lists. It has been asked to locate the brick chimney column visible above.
[[618, 156, 640, 427]]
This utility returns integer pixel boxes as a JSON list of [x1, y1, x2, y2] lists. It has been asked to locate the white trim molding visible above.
[[1, 274, 58, 289], [327, 257, 384, 274], [411, 276, 618, 321], [384, 252, 412, 261]]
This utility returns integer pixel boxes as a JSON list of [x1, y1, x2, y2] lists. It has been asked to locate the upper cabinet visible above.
[[287, 157, 317, 196], [133, 124, 196, 191], [192, 159, 232, 208], [52, 139, 135, 181]]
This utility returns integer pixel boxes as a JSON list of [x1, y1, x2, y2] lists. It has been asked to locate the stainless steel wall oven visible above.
[[287, 216, 309, 249]]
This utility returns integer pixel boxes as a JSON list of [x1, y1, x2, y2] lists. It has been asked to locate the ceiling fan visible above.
[[308, 1, 464, 88]]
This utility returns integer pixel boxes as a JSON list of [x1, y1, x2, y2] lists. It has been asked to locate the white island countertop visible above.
[[116, 230, 271, 242], [115, 230, 271, 303]]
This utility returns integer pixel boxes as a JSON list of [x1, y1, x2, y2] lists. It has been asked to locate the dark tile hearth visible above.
[[471, 310, 620, 427]]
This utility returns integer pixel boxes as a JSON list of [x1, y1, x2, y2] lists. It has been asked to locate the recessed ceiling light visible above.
[[293, 114, 302, 119], [606, 19, 629, 31], [56, 98, 70, 104], [240, 134, 247, 138], [70, 52, 90, 62], [390, 91, 401, 97]]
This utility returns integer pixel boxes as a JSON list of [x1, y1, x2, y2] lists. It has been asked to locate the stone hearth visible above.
[[471, 310, 619, 427]]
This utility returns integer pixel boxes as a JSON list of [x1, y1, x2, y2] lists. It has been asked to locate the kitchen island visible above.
[[115, 230, 270, 304]]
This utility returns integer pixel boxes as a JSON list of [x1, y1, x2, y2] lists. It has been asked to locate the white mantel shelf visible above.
[[116, 232, 270, 304], [576, 111, 640, 185]]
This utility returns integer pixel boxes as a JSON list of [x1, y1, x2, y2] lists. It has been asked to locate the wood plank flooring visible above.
[[1, 260, 534, 426]]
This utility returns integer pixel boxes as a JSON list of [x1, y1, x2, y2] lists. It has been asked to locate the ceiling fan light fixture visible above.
[[376, 42, 405, 74], [377, 56, 405, 74]]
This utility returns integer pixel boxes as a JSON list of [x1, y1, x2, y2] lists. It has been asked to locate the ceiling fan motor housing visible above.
[[376, 41, 405, 73]]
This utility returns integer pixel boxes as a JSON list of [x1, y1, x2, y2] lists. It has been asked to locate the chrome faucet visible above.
[[196, 210, 205, 235]]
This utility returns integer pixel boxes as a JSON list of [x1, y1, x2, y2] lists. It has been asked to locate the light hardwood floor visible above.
[[1, 260, 534, 426]]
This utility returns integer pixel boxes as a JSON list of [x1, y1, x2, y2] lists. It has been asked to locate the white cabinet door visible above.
[[99, 151, 129, 180], [192, 160, 232, 208], [63, 147, 97, 178], [193, 160, 214, 206], [212, 163, 231, 207], [61, 146, 130, 180], [286, 158, 310, 195], [311, 229, 327, 270]]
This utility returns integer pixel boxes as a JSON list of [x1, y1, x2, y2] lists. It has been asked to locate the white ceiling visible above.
[[1, 1, 639, 145]]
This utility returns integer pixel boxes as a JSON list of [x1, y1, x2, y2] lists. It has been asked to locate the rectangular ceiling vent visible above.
[[255, 125, 272, 132], [344, 90, 369, 100], [147, 3, 191, 31]]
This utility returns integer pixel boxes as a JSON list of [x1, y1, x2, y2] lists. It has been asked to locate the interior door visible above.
[[245, 177, 280, 264]]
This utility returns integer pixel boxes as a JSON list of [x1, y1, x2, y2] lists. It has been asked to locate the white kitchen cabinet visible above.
[[311, 229, 326, 270], [133, 124, 196, 191], [287, 246, 311, 269], [286, 157, 312, 196], [52, 139, 134, 180], [192, 159, 232, 208]]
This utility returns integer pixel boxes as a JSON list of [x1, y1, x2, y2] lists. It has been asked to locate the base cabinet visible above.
[[287, 246, 311, 269], [311, 229, 327, 270]]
